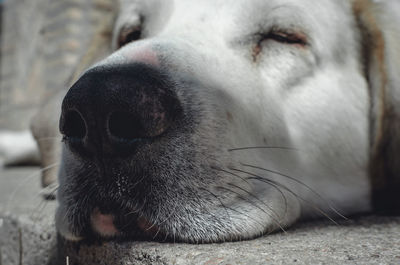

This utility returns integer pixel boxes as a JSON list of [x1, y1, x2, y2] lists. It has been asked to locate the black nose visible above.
[[60, 64, 182, 157]]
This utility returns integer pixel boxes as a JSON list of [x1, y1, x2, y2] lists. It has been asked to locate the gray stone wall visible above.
[[1, 0, 48, 129], [0, 0, 115, 130]]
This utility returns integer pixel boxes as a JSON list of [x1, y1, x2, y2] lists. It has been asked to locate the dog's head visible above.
[[56, 0, 400, 242]]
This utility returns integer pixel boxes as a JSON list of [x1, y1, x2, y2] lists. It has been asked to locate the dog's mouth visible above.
[[90, 208, 119, 238], [62, 151, 239, 243], [68, 169, 166, 241]]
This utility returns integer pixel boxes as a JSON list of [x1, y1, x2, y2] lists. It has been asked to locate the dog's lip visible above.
[[90, 208, 119, 237], [90, 206, 162, 239]]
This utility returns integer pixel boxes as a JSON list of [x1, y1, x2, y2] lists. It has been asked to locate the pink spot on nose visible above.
[[90, 208, 119, 237], [122, 46, 160, 66]]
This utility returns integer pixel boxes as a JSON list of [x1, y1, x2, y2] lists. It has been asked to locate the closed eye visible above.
[[252, 29, 308, 61], [266, 31, 308, 46]]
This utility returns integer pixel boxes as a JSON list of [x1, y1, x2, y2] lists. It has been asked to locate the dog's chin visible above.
[[57, 202, 293, 243], [90, 208, 162, 239]]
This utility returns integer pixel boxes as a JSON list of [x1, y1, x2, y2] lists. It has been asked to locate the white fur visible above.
[[116, 0, 371, 214]]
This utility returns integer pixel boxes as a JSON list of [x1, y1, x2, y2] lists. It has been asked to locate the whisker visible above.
[[5, 163, 60, 213], [62, 166, 97, 230], [146, 195, 186, 240], [147, 194, 181, 231], [152, 227, 162, 240], [31, 196, 50, 221], [211, 166, 252, 190], [201, 187, 271, 237], [121, 197, 149, 231], [228, 146, 299, 152], [241, 163, 347, 220], [215, 166, 289, 221], [189, 187, 230, 229], [212, 163, 289, 230], [130, 174, 147, 191], [228, 146, 344, 192], [198, 187, 233, 226], [30, 184, 59, 221], [124, 196, 147, 218], [218, 185, 286, 233], [212, 166, 283, 221], [230, 167, 339, 225], [40, 182, 59, 200], [227, 182, 282, 221], [35, 137, 62, 142], [161, 231, 170, 243]]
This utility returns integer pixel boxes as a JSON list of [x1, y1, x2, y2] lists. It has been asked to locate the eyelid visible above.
[[260, 29, 308, 46], [251, 28, 309, 62], [269, 31, 308, 45]]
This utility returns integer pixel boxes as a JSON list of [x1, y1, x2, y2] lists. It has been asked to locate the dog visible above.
[[2, 0, 399, 243]]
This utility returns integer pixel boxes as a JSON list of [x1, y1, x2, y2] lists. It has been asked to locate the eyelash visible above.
[[252, 30, 308, 61], [265, 31, 308, 46]]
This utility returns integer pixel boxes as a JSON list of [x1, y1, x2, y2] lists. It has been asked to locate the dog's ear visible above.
[[353, 0, 400, 214]]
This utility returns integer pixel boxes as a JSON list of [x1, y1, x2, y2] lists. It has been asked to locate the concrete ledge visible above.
[[58, 216, 400, 265], [1, 168, 400, 265], [0, 167, 58, 265], [0, 214, 57, 265]]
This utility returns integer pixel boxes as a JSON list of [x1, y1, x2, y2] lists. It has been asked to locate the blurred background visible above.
[[0, 3, 117, 263], [0, 0, 116, 131], [0, 0, 117, 232]]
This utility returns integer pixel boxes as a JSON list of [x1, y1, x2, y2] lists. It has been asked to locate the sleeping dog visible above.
[[4, 0, 400, 243]]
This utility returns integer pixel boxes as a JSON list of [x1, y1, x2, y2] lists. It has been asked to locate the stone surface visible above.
[[1, 167, 400, 265], [0, 167, 57, 265]]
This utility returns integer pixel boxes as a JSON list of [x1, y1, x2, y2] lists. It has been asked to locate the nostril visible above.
[[62, 110, 86, 139], [108, 111, 145, 141]]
